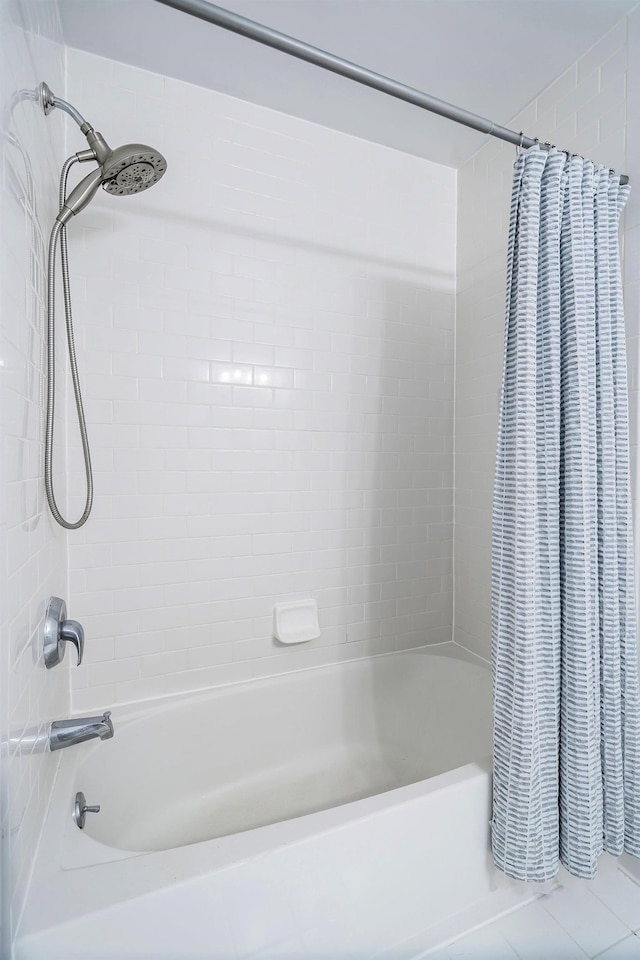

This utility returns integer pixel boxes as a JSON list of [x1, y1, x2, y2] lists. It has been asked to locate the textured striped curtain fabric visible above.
[[491, 146, 640, 881]]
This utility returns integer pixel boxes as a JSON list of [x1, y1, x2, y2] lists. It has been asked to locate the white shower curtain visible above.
[[492, 146, 640, 881]]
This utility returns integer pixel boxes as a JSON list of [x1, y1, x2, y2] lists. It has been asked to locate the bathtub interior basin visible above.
[[76, 645, 492, 853]]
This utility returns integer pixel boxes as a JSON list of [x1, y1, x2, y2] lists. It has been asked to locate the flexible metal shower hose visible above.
[[45, 155, 94, 529]]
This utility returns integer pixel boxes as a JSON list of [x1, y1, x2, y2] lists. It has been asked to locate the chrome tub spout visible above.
[[49, 711, 114, 752]]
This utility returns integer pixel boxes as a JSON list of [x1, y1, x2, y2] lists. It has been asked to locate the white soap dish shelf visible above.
[[273, 599, 320, 645]]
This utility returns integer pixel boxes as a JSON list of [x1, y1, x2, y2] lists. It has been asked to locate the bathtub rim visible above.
[[23, 751, 493, 942], [73, 638, 489, 720]]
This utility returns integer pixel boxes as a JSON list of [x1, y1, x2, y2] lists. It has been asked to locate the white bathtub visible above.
[[17, 645, 533, 959]]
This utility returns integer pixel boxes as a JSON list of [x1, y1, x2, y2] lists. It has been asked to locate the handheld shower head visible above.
[[100, 144, 168, 196], [55, 138, 167, 223], [84, 129, 168, 195], [38, 88, 167, 222]]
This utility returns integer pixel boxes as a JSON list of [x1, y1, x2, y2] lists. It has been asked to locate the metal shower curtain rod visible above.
[[155, 0, 629, 185]]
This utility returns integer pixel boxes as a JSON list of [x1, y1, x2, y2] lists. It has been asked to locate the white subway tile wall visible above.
[[0, 0, 68, 947], [64, 49, 457, 710], [455, 18, 632, 662]]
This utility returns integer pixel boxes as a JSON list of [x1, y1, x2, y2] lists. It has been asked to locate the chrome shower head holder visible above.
[[38, 81, 89, 129]]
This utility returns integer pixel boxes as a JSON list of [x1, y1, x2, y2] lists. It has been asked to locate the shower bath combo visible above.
[[15, 5, 635, 957], [38, 81, 167, 529]]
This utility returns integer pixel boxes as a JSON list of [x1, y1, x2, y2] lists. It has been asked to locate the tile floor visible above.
[[429, 856, 640, 959]]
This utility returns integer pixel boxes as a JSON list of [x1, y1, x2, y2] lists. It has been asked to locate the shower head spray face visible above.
[[101, 144, 167, 196], [56, 139, 168, 224]]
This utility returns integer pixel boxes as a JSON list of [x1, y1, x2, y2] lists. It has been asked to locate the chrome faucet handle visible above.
[[44, 597, 85, 668], [74, 791, 100, 829], [60, 617, 84, 665]]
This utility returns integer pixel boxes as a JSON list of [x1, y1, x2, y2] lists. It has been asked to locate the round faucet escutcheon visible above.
[[74, 791, 100, 829]]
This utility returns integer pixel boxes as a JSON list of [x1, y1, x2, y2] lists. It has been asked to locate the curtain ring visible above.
[[515, 132, 526, 157]]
